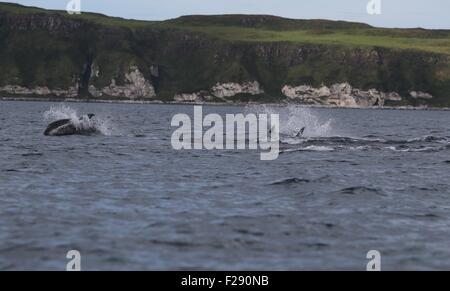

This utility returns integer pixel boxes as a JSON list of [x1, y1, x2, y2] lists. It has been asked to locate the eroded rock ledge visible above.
[[211, 81, 264, 98], [282, 83, 410, 107], [0, 77, 435, 108], [174, 81, 264, 102], [89, 66, 156, 99], [410, 91, 433, 99], [0, 84, 79, 98], [0, 66, 156, 100]]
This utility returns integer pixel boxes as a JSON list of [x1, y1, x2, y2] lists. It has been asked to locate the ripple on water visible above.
[[334, 186, 387, 197], [270, 178, 311, 185]]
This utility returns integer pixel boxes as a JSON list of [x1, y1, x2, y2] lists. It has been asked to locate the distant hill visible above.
[[166, 15, 373, 30], [1, 2, 449, 107]]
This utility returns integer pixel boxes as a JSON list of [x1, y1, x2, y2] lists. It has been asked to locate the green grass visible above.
[[2, 2, 450, 55], [0, 2, 155, 28], [166, 25, 450, 55], [152, 20, 450, 56]]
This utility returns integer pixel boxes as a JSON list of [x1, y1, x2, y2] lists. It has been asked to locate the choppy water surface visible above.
[[1, 101, 450, 270]]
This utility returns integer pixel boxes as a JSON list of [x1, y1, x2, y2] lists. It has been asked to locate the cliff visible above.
[[1, 3, 450, 107]]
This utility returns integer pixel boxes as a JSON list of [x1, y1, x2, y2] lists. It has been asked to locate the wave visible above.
[[279, 133, 450, 154], [335, 186, 386, 197], [406, 135, 449, 143], [270, 175, 331, 185], [270, 178, 311, 185], [386, 146, 445, 152], [301, 145, 335, 152]]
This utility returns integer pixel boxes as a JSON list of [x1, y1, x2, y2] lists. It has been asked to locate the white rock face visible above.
[[174, 91, 213, 102], [174, 81, 264, 102], [410, 91, 433, 99], [282, 83, 403, 107], [0, 84, 78, 97], [385, 92, 402, 101], [90, 63, 100, 78], [211, 81, 264, 98], [150, 65, 159, 78], [282, 84, 330, 99], [174, 93, 200, 102], [89, 66, 156, 99]]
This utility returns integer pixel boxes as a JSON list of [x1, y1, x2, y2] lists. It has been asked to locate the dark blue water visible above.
[[1, 101, 450, 270]]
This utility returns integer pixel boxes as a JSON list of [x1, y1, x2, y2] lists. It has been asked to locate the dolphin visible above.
[[293, 127, 306, 138], [44, 114, 97, 136]]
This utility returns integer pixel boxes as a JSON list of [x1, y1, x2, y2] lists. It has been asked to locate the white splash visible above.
[[44, 104, 79, 122], [43, 104, 117, 136], [246, 105, 333, 138], [301, 145, 335, 151], [281, 106, 333, 137]]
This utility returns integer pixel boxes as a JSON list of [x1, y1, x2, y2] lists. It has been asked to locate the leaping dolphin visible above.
[[293, 127, 306, 138], [44, 114, 97, 136]]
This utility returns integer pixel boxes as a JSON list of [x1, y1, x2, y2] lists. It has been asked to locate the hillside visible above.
[[1, 2, 450, 107]]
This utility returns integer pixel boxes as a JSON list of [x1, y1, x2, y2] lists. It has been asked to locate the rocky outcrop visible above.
[[385, 92, 402, 101], [282, 83, 403, 107], [174, 91, 213, 102], [0, 84, 79, 97], [410, 91, 433, 99], [0, 65, 156, 100], [90, 63, 100, 78], [211, 81, 264, 98], [282, 84, 331, 100], [173, 81, 264, 102], [89, 66, 156, 99], [149, 65, 159, 78]]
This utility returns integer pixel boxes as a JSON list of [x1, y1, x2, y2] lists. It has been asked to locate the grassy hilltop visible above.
[[1, 2, 450, 106]]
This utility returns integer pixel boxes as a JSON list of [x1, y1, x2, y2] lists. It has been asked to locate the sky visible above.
[[2, 0, 450, 29]]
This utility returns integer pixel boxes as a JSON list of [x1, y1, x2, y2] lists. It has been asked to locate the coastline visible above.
[[1, 96, 450, 111]]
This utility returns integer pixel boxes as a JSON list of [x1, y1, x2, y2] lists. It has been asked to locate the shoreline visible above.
[[1, 96, 450, 111]]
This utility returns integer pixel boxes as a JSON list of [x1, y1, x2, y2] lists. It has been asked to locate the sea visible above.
[[0, 100, 449, 270]]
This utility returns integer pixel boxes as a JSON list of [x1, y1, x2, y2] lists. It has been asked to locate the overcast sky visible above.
[[3, 0, 450, 29]]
